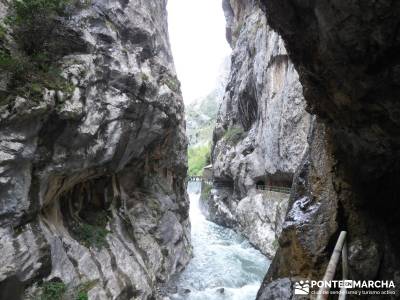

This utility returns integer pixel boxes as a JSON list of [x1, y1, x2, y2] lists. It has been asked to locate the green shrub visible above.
[[40, 282, 67, 300], [0, 50, 20, 72], [223, 126, 245, 145], [188, 144, 211, 176], [74, 280, 97, 300], [76, 292, 88, 300], [37, 280, 96, 300], [71, 209, 110, 249], [201, 184, 212, 199], [72, 222, 109, 249], [147, 197, 161, 213], [1, 56, 72, 102], [7, 0, 70, 55], [0, 0, 73, 103], [161, 75, 180, 93], [272, 239, 279, 250], [0, 24, 6, 38]]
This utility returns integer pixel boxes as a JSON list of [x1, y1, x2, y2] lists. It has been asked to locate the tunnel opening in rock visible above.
[[253, 173, 293, 189], [255, 180, 265, 187], [213, 178, 234, 189], [56, 177, 113, 249], [371, 172, 400, 252], [356, 165, 400, 276], [266, 172, 293, 188]]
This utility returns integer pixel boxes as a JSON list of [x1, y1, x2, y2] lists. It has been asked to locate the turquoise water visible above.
[[170, 182, 270, 300]]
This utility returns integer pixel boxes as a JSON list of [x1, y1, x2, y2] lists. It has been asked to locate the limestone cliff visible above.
[[204, 0, 311, 258], [0, 1, 191, 299], [186, 57, 230, 148], [257, 0, 400, 298]]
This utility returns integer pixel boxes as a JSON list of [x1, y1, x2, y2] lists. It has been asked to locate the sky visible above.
[[167, 0, 231, 104]]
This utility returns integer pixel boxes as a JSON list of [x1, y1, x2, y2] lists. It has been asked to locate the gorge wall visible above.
[[256, 0, 400, 299], [204, 0, 312, 258], [0, 1, 191, 299]]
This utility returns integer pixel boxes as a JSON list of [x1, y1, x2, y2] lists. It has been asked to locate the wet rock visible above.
[[236, 192, 289, 258], [259, 122, 339, 288], [257, 278, 293, 300]]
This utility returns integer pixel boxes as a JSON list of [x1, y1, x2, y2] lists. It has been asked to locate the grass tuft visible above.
[[40, 282, 66, 300], [0, 0, 73, 104], [223, 126, 245, 146]]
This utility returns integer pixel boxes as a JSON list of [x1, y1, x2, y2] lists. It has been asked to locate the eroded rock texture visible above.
[[205, 0, 311, 258], [257, 0, 400, 298], [0, 1, 191, 299]]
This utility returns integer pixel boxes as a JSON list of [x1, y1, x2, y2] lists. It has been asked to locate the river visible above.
[[170, 182, 270, 300]]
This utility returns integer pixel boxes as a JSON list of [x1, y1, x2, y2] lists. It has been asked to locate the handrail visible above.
[[187, 176, 203, 182], [317, 231, 348, 300], [187, 179, 292, 194], [187, 176, 212, 185], [256, 184, 291, 194], [339, 236, 348, 300]]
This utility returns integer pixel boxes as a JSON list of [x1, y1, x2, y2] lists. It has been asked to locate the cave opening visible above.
[[56, 177, 114, 250], [256, 180, 265, 187], [254, 172, 293, 190], [358, 164, 400, 276]]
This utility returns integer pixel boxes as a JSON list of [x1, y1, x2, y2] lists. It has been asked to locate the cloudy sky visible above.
[[167, 0, 231, 104]]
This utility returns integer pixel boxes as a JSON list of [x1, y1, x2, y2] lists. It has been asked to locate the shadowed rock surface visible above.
[[0, 1, 191, 299], [257, 0, 400, 298]]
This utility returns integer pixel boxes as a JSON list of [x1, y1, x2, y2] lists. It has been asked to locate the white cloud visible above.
[[167, 0, 231, 104]]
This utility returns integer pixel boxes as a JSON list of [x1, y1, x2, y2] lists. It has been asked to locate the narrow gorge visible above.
[[0, 0, 399, 299]]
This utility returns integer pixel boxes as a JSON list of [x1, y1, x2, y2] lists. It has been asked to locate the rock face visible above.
[[205, 0, 311, 258], [235, 191, 289, 257], [0, 1, 191, 299], [186, 57, 230, 147], [256, 0, 400, 298]]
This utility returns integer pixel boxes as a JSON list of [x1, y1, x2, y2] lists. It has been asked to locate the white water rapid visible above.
[[170, 182, 270, 300]]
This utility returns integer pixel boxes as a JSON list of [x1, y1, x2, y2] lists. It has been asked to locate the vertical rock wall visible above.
[[257, 0, 400, 298], [0, 1, 191, 299], [206, 0, 311, 258]]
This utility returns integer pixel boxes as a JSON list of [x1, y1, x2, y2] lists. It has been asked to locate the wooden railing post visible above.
[[317, 231, 347, 300], [255, 185, 291, 194], [338, 238, 348, 300]]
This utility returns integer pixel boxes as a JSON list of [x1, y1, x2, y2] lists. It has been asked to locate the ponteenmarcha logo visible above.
[[294, 279, 396, 296], [295, 280, 310, 295]]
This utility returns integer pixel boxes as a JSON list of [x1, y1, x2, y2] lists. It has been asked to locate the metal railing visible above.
[[317, 231, 348, 300], [256, 185, 291, 194], [188, 179, 291, 194], [187, 176, 212, 185], [188, 176, 203, 182]]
